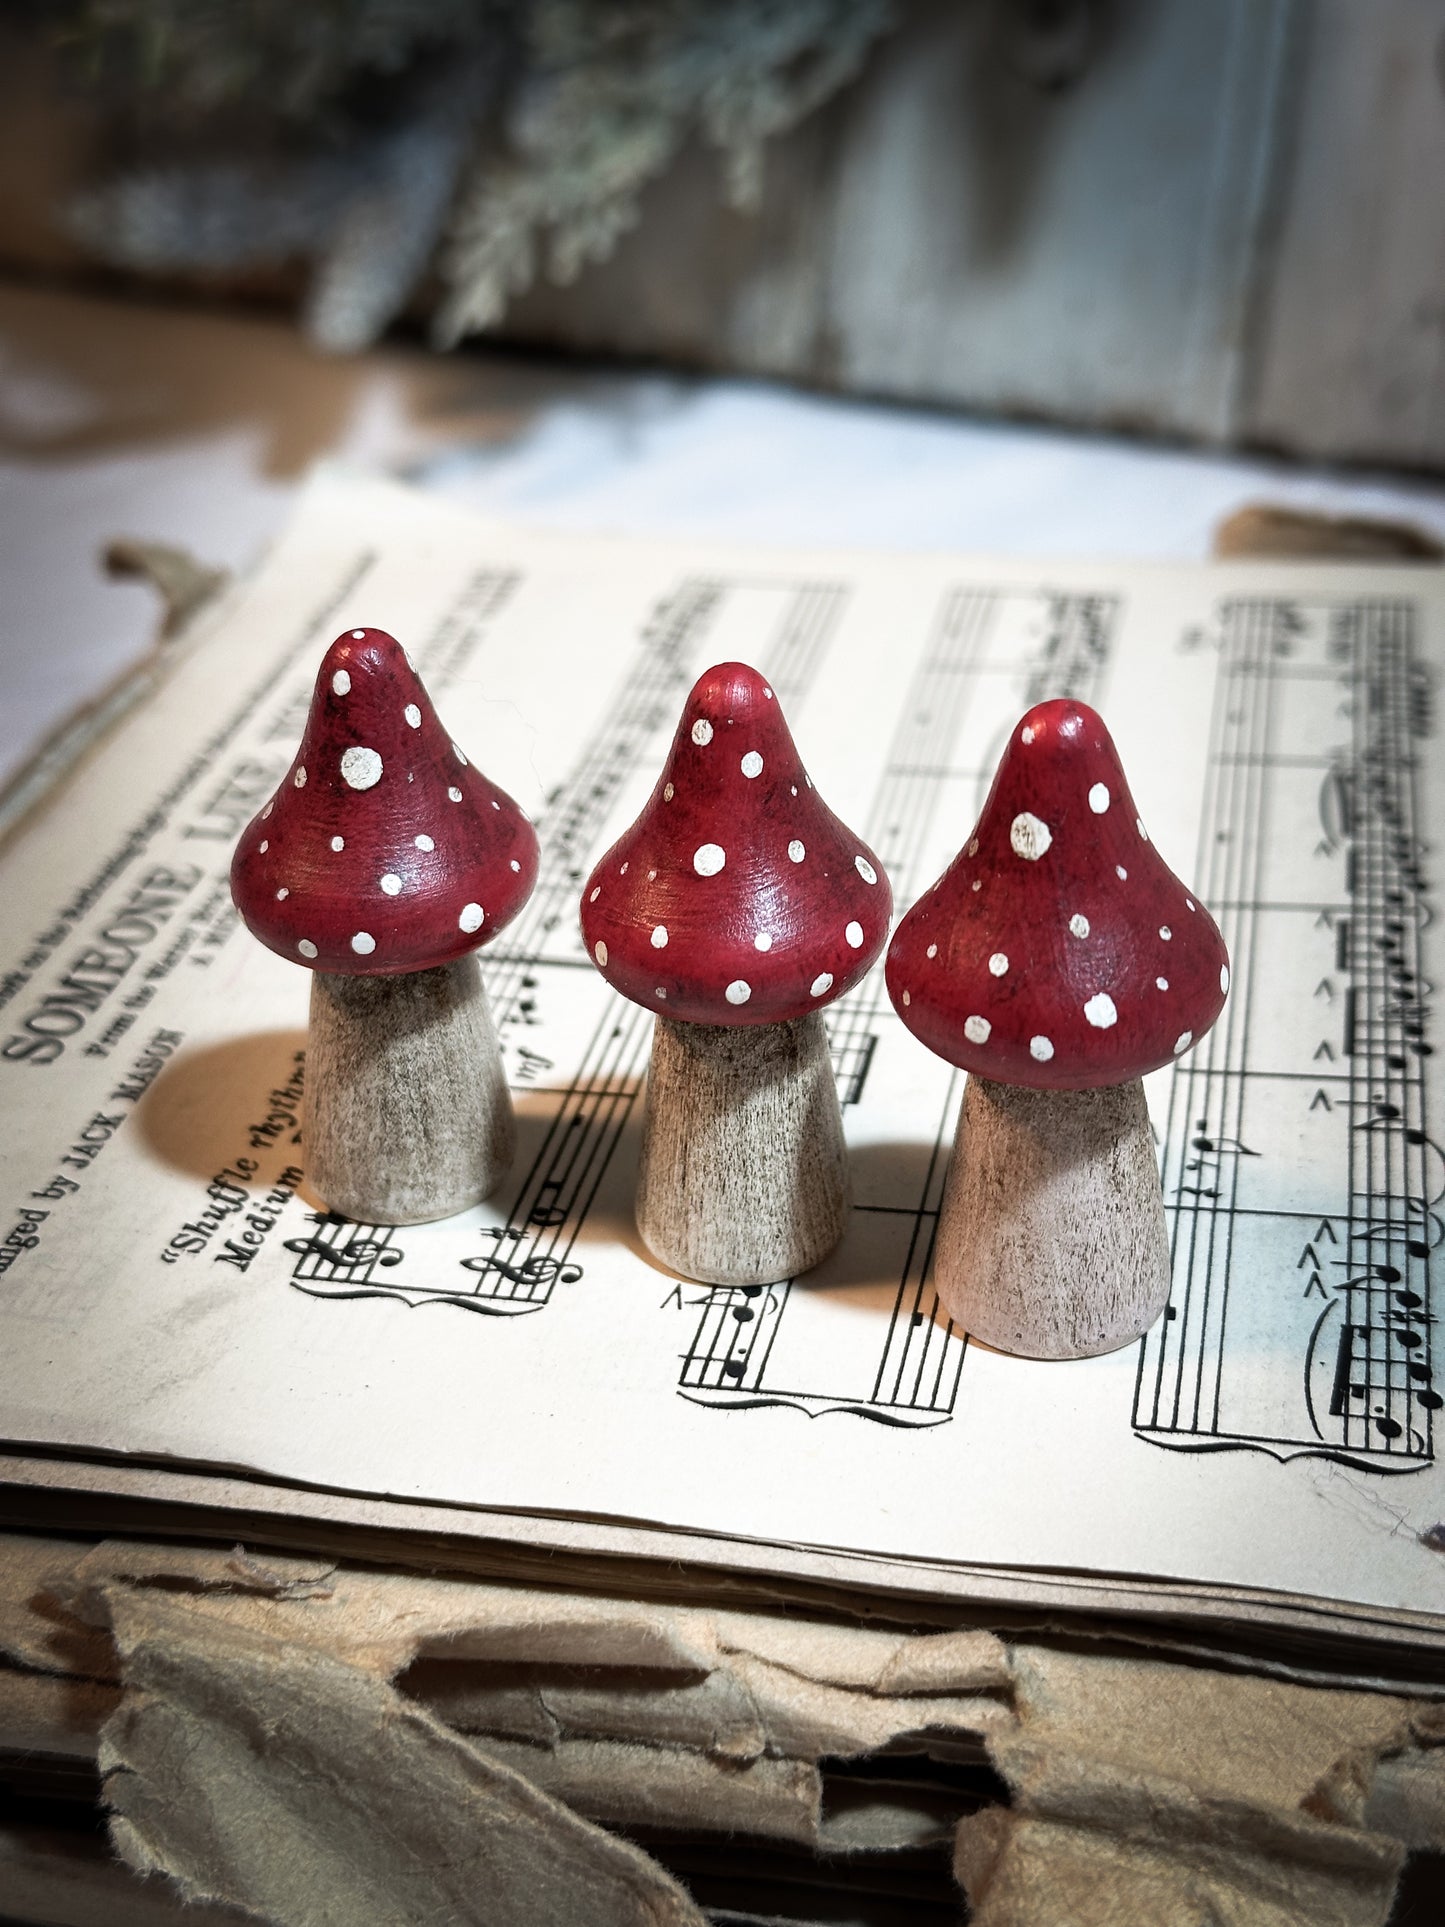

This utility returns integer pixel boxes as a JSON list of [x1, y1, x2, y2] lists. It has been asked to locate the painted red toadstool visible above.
[[886, 697, 1229, 1358], [580, 661, 891, 1283], [231, 626, 538, 1224]]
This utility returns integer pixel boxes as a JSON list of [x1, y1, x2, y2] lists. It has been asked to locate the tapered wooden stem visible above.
[[934, 1074, 1170, 1359], [306, 956, 513, 1225], [637, 1011, 849, 1285]]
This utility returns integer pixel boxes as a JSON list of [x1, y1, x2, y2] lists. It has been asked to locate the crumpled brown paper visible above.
[[4, 1531, 1445, 1927], [955, 1645, 1445, 1927], [100, 1585, 708, 1927]]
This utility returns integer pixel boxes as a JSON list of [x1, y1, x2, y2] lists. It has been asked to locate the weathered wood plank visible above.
[[1242, 0, 1445, 465], [507, 0, 1297, 444]]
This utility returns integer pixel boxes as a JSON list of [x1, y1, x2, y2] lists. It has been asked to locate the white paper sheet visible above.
[[1, 474, 1441, 1623]]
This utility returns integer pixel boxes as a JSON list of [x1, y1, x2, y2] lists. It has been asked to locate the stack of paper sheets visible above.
[[1, 475, 1442, 1690]]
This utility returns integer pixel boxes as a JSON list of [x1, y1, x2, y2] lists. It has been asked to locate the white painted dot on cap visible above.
[[845, 920, 864, 949], [1116, 865, 1128, 881], [298, 939, 318, 959], [788, 839, 805, 863], [262, 801, 273, 819], [1186, 897, 1196, 912], [1160, 925, 1172, 941], [593, 938, 608, 965], [754, 932, 772, 951], [491, 799, 500, 809], [663, 782, 675, 802], [510, 859, 520, 872], [694, 842, 726, 877], [1021, 724, 1035, 744], [1084, 992, 1117, 1029], [1174, 1030, 1193, 1055], [380, 874, 402, 896], [448, 786, 463, 802], [332, 669, 351, 696], [725, 979, 751, 1005], [1137, 818, 1149, 841], [1030, 1035, 1054, 1061], [1089, 782, 1110, 814], [258, 840, 268, 854], [459, 903, 484, 935], [902, 989, 911, 1006], [763, 685, 773, 698], [1069, 914, 1090, 940], [404, 703, 421, 729], [294, 766, 307, 788], [811, 972, 833, 997], [589, 886, 601, 902], [454, 743, 468, 765], [1010, 812, 1052, 861], [648, 869, 656, 880], [1220, 964, 1230, 994], [351, 931, 375, 955], [989, 952, 1008, 976], [964, 1014, 991, 1044], [741, 751, 763, 779], [972, 879, 982, 892], [967, 838, 979, 857], [692, 718, 714, 746], [656, 987, 667, 999], [415, 834, 434, 852], [855, 855, 877, 885], [790, 785, 798, 797], [927, 943, 938, 959], [620, 861, 629, 875], [331, 836, 344, 852], [341, 746, 382, 791], [275, 887, 288, 900], [651, 925, 668, 949], [1157, 977, 1169, 991]]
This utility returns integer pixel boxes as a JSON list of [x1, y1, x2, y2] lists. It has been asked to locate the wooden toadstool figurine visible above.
[[886, 698, 1229, 1359], [231, 627, 538, 1225], [580, 662, 891, 1285]]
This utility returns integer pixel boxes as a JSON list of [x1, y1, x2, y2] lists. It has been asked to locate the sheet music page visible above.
[[1, 472, 1441, 1620]]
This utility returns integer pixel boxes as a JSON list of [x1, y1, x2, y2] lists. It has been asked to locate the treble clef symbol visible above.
[[284, 1236, 403, 1270], [459, 1252, 583, 1287]]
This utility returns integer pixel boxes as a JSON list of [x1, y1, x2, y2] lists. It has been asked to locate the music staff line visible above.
[[1135, 596, 1439, 1471]]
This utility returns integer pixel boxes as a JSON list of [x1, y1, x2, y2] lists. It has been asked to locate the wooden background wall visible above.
[[2, 0, 1443, 471], [505, 0, 1445, 470]]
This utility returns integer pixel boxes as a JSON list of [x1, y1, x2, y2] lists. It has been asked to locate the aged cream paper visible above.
[[0, 474, 1441, 1627]]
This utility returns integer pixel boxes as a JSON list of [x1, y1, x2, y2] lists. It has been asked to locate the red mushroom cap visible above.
[[579, 662, 891, 1026], [231, 627, 538, 975], [886, 699, 1229, 1089]]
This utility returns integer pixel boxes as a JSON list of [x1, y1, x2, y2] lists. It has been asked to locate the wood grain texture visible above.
[[934, 1073, 1170, 1360], [505, 0, 1294, 446], [636, 1012, 849, 1285], [306, 957, 514, 1225], [1242, 0, 1445, 464]]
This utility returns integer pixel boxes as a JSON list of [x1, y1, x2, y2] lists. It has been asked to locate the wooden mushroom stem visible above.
[[637, 1011, 849, 1286], [307, 955, 513, 1225], [933, 1074, 1170, 1359]]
